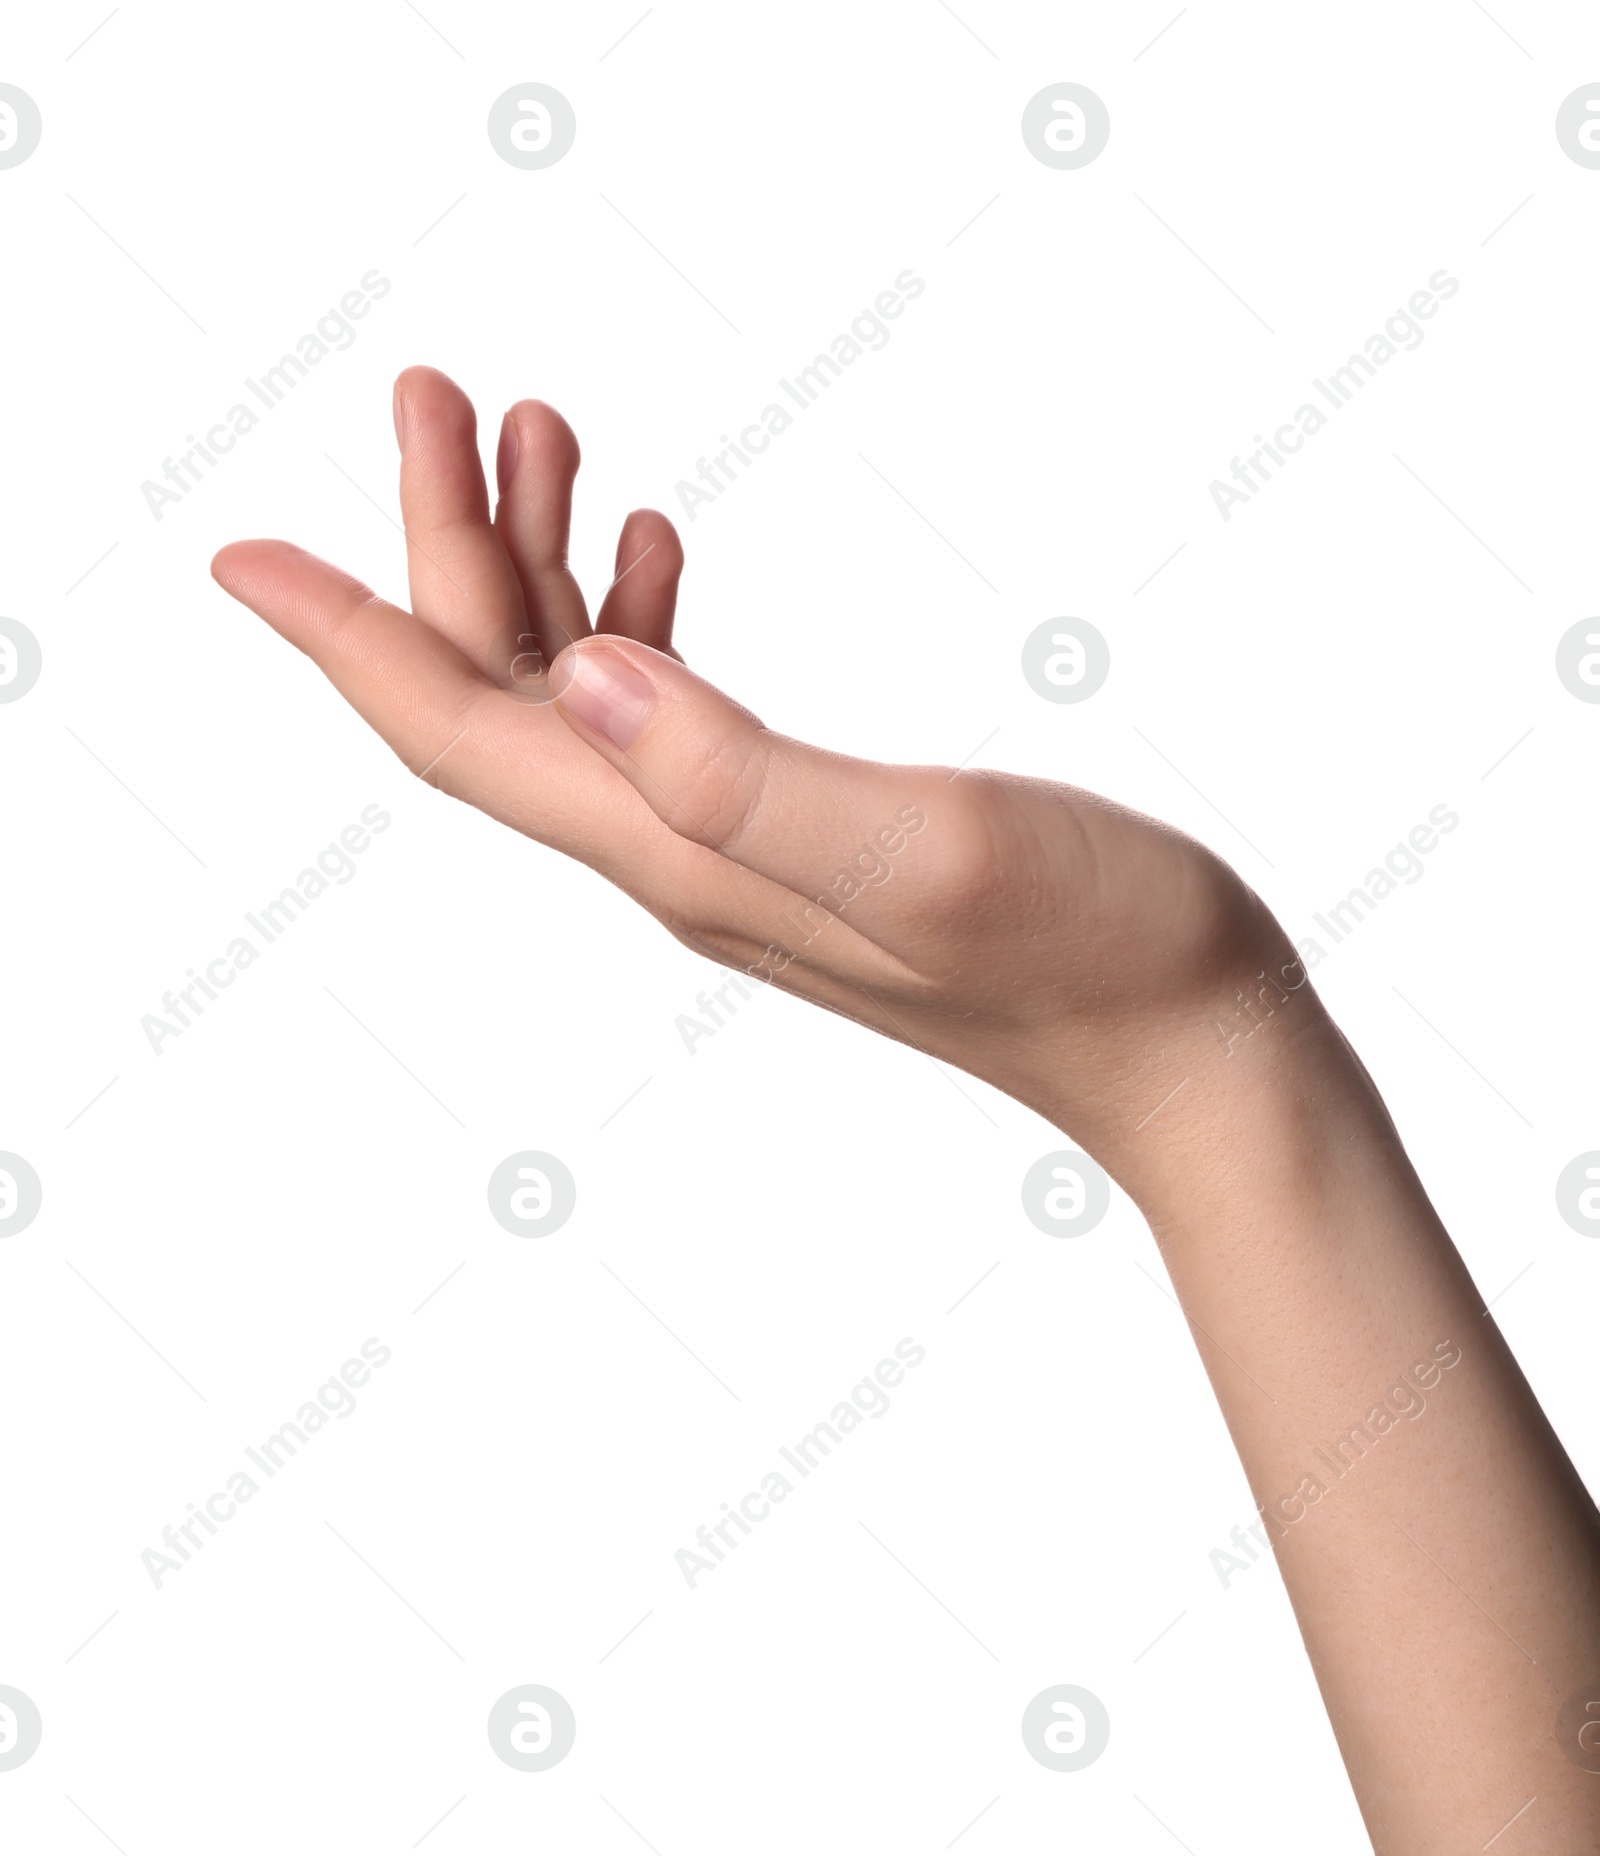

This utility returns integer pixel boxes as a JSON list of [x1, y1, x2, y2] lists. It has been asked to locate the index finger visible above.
[[211, 539, 511, 787]]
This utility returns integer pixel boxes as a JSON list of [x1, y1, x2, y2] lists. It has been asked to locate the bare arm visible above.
[[213, 366, 1600, 1846], [1101, 990, 1600, 1846]]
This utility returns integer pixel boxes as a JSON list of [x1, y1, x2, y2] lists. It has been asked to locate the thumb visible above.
[[548, 635, 934, 925]]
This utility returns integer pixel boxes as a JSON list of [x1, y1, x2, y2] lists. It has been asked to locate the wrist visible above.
[[1043, 966, 1405, 1236]]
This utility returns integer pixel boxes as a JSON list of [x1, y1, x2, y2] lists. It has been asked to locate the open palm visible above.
[[214, 366, 1302, 1188]]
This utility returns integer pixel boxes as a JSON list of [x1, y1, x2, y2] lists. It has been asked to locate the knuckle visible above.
[[318, 581, 386, 642], [930, 782, 1005, 907], [672, 725, 771, 856], [412, 681, 495, 792]]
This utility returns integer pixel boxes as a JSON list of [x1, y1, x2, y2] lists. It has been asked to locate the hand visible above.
[[215, 369, 1600, 1848], [213, 367, 1314, 1202]]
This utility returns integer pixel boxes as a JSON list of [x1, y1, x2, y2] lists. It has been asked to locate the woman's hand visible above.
[[216, 366, 1600, 1848], [213, 366, 1308, 1203]]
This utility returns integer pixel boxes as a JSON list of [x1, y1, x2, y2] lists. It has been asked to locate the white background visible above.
[[2, 2, 1597, 1849]]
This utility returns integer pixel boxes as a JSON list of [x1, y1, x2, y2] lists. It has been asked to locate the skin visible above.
[[214, 365, 1600, 1849]]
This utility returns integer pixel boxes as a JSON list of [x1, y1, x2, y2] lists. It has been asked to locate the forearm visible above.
[[216, 366, 1599, 1844], [1098, 994, 1600, 1847]]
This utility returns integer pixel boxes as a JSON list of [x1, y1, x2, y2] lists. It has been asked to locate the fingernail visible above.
[[393, 382, 406, 448], [496, 412, 518, 495], [549, 643, 653, 749]]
